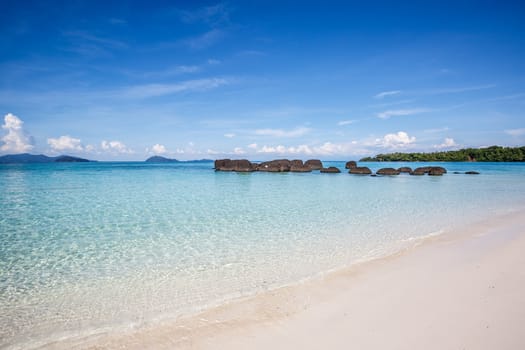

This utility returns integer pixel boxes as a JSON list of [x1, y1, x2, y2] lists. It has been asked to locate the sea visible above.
[[1, 161, 525, 348]]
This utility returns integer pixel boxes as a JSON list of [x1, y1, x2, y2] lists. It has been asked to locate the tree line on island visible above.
[[360, 145, 525, 162]]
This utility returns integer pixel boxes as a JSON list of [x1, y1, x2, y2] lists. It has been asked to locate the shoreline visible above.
[[42, 207, 525, 349]]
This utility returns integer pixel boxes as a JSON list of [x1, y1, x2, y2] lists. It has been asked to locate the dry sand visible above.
[[69, 210, 525, 350]]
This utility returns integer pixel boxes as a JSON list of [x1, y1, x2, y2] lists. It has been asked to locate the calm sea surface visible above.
[[1, 161, 525, 348]]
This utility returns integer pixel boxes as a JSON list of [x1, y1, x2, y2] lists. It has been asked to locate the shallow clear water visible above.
[[1, 161, 525, 348]]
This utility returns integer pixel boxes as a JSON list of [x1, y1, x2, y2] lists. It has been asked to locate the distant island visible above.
[[0, 153, 93, 164], [360, 145, 525, 162], [145, 156, 179, 162], [145, 156, 212, 163]]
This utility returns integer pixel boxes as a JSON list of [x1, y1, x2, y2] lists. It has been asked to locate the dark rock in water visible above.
[[305, 159, 323, 170], [428, 167, 446, 176], [215, 159, 233, 170], [370, 174, 377, 177], [411, 166, 432, 175], [290, 159, 310, 172], [349, 166, 372, 175], [290, 165, 312, 172], [431, 166, 447, 174], [397, 167, 412, 173], [320, 167, 341, 173], [214, 159, 255, 172], [465, 171, 480, 175], [453, 171, 461, 174], [291, 159, 303, 167], [345, 161, 357, 169], [259, 159, 291, 172], [376, 168, 400, 175], [411, 166, 447, 176]]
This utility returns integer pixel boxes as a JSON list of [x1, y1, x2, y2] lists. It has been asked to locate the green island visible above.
[[360, 145, 525, 162]]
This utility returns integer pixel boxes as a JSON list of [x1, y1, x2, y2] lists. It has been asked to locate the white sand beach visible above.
[[72, 209, 525, 350]]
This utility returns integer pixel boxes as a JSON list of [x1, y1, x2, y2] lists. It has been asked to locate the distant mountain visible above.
[[145, 156, 179, 163], [145, 156, 213, 163], [54, 155, 91, 162], [0, 153, 93, 164]]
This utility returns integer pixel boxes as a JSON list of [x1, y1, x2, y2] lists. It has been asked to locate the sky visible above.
[[0, 0, 524, 160]]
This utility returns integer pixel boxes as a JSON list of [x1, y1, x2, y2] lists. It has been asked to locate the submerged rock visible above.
[[376, 168, 400, 175], [349, 166, 372, 175], [320, 167, 341, 173], [465, 171, 480, 175]]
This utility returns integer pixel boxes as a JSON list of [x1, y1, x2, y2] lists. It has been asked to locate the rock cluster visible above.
[[215, 159, 327, 173], [214, 159, 475, 178], [410, 166, 447, 176]]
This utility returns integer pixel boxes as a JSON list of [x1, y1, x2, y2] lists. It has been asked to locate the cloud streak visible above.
[[254, 126, 311, 138], [375, 90, 401, 99], [505, 128, 525, 137], [118, 78, 229, 98], [377, 108, 429, 119]]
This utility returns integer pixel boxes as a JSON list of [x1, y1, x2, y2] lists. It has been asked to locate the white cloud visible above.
[[253, 141, 365, 156], [120, 78, 229, 98], [247, 143, 258, 149], [375, 90, 401, 99], [505, 128, 525, 137], [101, 140, 133, 154], [233, 147, 245, 155], [207, 149, 220, 155], [224, 133, 235, 138], [255, 126, 310, 138], [434, 138, 458, 149], [151, 143, 168, 154], [258, 145, 286, 153], [47, 135, 83, 152], [1, 113, 34, 153], [287, 144, 314, 155], [375, 131, 416, 149], [377, 108, 429, 119], [337, 120, 355, 126]]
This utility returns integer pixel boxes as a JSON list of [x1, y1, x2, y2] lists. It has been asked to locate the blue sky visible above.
[[0, 0, 524, 160]]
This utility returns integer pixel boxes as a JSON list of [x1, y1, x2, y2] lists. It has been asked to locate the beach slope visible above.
[[186, 213, 525, 350]]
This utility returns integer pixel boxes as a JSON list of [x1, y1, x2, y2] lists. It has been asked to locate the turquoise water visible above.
[[1, 161, 525, 348]]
